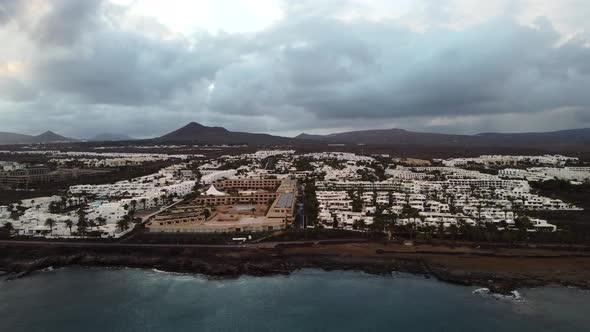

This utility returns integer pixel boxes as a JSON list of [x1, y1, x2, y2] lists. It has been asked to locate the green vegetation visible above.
[[64, 219, 73, 235], [347, 189, 363, 212], [218, 158, 250, 170], [44, 218, 56, 236], [294, 157, 314, 172], [76, 207, 88, 236], [303, 178, 319, 225], [117, 216, 131, 232]]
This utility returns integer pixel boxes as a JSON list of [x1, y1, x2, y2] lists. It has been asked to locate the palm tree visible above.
[[202, 208, 211, 220], [436, 223, 445, 240], [96, 217, 107, 228], [387, 191, 394, 208], [353, 219, 366, 231], [76, 207, 88, 236], [128, 208, 136, 224], [64, 219, 73, 235], [331, 213, 338, 229], [3, 221, 14, 234], [44, 218, 56, 236], [117, 215, 130, 232]]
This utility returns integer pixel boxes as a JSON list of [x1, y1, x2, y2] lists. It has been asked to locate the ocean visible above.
[[1, 267, 589, 332]]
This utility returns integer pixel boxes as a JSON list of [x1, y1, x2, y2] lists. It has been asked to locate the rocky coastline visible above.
[[2, 242, 590, 295]]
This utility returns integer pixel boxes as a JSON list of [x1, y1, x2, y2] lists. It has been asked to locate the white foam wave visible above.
[[473, 288, 524, 302]]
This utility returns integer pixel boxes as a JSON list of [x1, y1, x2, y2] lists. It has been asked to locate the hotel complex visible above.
[[146, 178, 297, 233]]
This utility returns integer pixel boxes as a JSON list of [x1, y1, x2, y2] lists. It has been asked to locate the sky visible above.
[[0, 0, 589, 138]]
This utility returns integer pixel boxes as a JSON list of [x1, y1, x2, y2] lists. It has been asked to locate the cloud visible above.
[[0, 0, 590, 138]]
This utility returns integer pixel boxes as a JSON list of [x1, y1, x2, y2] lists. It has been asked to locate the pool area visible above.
[[232, 205, 256, 211], [89, 201, 108, 208]]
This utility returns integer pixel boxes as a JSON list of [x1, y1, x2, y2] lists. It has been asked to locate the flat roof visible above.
[[276, 192, 295, 208]]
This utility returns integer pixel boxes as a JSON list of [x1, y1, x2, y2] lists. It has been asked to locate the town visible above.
[[1, 148, 588, 243]]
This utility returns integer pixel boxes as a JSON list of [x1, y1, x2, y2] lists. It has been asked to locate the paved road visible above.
[[0, 238, 367, 249]]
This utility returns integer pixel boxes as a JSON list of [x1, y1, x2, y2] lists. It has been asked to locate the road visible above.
[[0, 238, 367, 249]]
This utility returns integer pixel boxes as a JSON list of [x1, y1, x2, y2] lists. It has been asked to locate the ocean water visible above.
[[1, 268, 589, 332]]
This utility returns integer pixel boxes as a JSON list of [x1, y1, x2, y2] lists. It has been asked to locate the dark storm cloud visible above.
[[33, 0, 103, 46], [1, 0, 590, 137], [207, 16, 590, 123], [29, 6, 248, 105]]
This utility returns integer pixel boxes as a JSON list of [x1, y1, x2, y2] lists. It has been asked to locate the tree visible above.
[[515, 216, 533, 231], [353, 219, 366, 231], [140, 198, 147, 210], [152, 197, 159, 208], [449, 224, 459, 240], [437, 223, 445, 240], [10, 209, 20, 221], [189, 163, 202, 180], [449, 194, 457, 214], [128, 207, 136, 224], [372, 189, 378, 206], [130, 200, 137, 212], [349, 190, 363, 212], [400, 204, 420, 219], [202, 208, 211, 220], [117, 216, 130, 232], [96, 217, 107, 228], [192, 180, 203, 196], [76, 207, 88, 236], [44, 218, 56, 236], [64, 219, 73, 235], [370, 216, 387, 233], [3, 221, 14, 234], [303, 179, 320, 226], [48, 201, 61, 214], [331, 213, 339, 229]]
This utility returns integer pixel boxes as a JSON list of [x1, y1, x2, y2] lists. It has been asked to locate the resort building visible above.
[[146, 178, 297, 233]]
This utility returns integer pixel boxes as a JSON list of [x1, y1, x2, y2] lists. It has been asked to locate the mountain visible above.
[[297, 128, 471, 146], [158, 122, 295, 145], [295, 133, 329, 141], [0, 132, 35, 144], [89, 133, 135, 141], [296, 128, 590, 151], [32, 131, 74, 143], [0, 130, 75, 145]]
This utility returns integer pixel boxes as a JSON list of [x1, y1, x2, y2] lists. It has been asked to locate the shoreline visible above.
[[2, 241, 590, 295]]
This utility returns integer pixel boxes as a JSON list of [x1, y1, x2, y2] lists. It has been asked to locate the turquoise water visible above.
[[1, 268, 589, 332], [232, 205, 256, 211]]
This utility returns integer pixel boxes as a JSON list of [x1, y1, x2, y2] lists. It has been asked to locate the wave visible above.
[[473, 288, 524, 302]]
